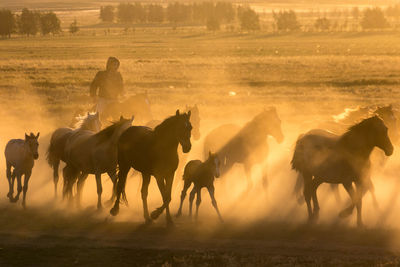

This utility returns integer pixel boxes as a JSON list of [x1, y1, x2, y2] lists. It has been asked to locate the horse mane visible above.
[[93, 119, 125, 142], [74, 112, 97, 129], [346, 116, 381, 133], [154, 115, 179, 134]]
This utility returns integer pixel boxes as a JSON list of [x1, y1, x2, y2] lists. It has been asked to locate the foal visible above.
[[176, 152, 223, 222], [5, 132, 40, 208]]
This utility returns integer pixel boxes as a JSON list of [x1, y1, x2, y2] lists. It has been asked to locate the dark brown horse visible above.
[[203, 107, 284, 191], [110, 110, 192, 227], [291, 116, 393, 227]]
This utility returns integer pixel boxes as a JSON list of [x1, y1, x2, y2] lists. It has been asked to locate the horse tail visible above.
[[46, 139, 59, 168], [291, 134, 305, 172]]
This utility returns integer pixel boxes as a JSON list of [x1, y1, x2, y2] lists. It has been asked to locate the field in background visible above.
[[2, 13, 400, 266]]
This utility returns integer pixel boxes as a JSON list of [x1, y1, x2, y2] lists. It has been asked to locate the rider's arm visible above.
[[117, 72, 125, 97]]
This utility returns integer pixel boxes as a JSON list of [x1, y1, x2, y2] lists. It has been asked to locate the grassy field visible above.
[[2, 27, 400, 265]]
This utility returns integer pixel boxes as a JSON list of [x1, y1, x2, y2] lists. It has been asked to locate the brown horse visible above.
[[110, 110, 192, 227], [291, 116, 393, 227], [203, 107, 284, 191]]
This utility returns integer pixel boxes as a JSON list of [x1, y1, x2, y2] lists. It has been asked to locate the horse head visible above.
[[374, 104, 399, 143], [25, 132, 40, 159], [367, 116, 393, 156], [175, 109, 192, 153], [77, 112, 102, 132], [185, 104, 201, 141], [207, 151, 220, 178], [258, 107, 284, 144]]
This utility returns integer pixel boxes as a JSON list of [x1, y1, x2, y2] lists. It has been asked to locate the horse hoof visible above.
[[175, 212, 182, 218], [10, 198, 18, 203], [150, 209, 162, 220], [357, 221, 364, 228], [338, 208, 353, 219], [110, 207, 119, 216], [167, 220, 175, 229], [145, 218, 153, 225]]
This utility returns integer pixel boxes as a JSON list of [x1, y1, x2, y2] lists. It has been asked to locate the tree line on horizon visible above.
[[1, 3, 400, 38]]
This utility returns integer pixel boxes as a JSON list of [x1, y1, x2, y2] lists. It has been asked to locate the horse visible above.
[[294, 104, 399, 205], [110, 110, 192, 227], [47, 112, 102, 198], [97, 92, 152, 125], [5, 132, 40, 208], [63, 116, 133, 209], [176, 151, 223, 222], [291, 116, 393, 227], [203, 107, 284, 191]]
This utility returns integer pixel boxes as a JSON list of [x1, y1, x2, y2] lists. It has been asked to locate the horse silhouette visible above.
[[176, 151, 223, 222], [110, 110, 192, 227], [203, 107, 284, 191], [5, 132, 40, 208], [291, 116, 393, 227], [63, 116, 133, 209], [47, 112, 102, 198]]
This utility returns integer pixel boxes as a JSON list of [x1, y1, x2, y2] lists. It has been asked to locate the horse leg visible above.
[[302, 173, 313, 222], [339, 182, 356, 218], [164, 174, 174, 226], [294, 173, 305, 205], [141, 173, 151, 224], [195, 186, 202, 220], [208, 185, 223, 222], [53, 159, 60, 198], [12, 173, 23, 203], [105, 170, 117, 206], [311, 177, 323, 221], [110, 165, 130, 216], [95, 172, 103, 210], [22, 171, 32, 209], [76, 173, 88, 208], [355, 181, 364, 227], [6, 162, 13, 200], [176, 180, 191, 218], [243, 162, 253, 192], [189, 187, 196, 218]]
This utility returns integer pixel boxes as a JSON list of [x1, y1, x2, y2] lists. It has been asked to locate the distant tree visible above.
[[215, 2, 235, 23], [352, 7, 360, 20], [100, 5, 114, 23], [206, 14, 220, 31], [385, 4, 400, 21], [238, 7, 260, 31], [314, 17, 330, 31], [0, 9, 15, 38], [19, 8, 40, 36], [69, 19, 79, 34], [147, 4, 164, 23], [361, 7, 389, 30], [273, 10, 300, 32], [167, 3, 191, 27], [117, 3, 134, 23], [39, 12, 61, 35], [132, 3, 146, 23]]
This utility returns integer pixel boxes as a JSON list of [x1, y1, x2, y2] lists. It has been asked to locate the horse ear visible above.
[[176, 109, 180, 116], [131, 115, 135, 121], [25, 133, 29, 139], [120, 115, 124, 121], [187, 110, 191, 118], [87, 112, 90, 116], [209, 150, 212, 157], [36, 132, 40, 139]]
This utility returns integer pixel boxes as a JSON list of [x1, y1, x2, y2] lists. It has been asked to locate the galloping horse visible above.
[[203, 107, 284, 191], [5, 132, 40, 208], [47, 112, 102, 198], [176, 152, 222, 222], [291, 116, 393, 227], [63, 116, 133, 209], [110, 110, 192, 227]]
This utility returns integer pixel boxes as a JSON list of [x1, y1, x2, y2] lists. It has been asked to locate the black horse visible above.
[[291, 116, 393, 227], [110, 110, 192, 227]]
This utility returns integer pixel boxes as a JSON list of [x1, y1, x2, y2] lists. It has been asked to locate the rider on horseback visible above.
[[90, 57, 124, 121]]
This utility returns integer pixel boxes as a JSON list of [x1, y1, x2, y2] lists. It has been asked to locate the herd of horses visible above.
[[3, 93, 399, 228]]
